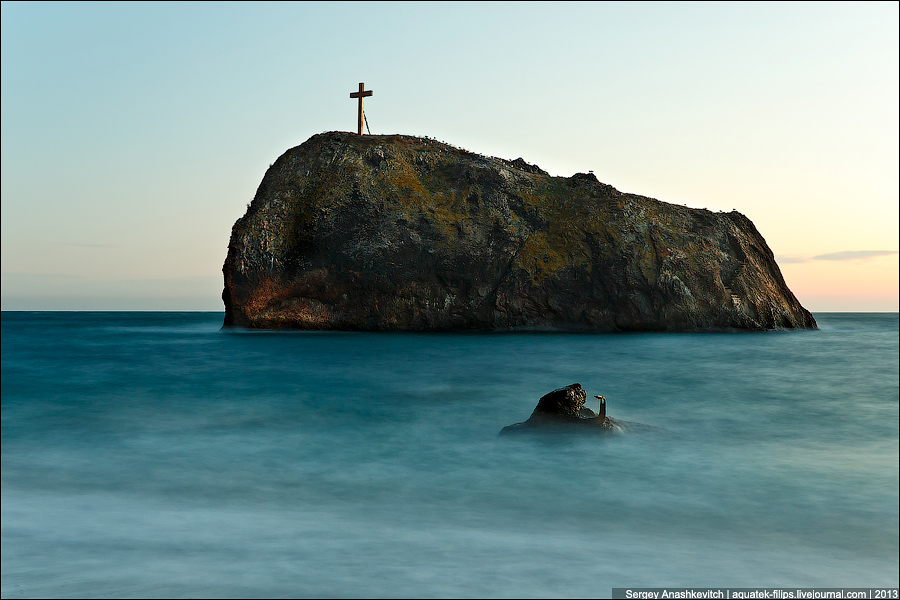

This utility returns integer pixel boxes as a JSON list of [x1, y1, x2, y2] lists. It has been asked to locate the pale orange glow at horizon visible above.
[[779, 254, 899, 311]]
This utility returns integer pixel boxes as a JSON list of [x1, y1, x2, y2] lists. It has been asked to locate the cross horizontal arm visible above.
[[349, 91, 373, 98]]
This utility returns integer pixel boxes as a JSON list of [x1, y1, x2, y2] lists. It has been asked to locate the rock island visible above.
[[222, 132, 816, 331], [500, 383, 658, 436]]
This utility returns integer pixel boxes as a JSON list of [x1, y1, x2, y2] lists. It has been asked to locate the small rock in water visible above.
[[499, 383, 657, 436]]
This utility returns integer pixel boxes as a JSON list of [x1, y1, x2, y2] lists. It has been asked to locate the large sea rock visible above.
[[222, 132, 816, 331]]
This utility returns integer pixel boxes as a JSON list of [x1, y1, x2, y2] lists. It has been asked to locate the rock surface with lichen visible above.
[[222, 132, 816, 331]]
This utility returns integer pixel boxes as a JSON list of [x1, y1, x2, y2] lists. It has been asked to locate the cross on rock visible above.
[[349, 82, 373, 135]]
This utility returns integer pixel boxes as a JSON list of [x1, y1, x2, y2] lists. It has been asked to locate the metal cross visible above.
[[349, 82, 373, 136]]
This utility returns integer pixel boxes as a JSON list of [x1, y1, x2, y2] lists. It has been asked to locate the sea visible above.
[[1, 311, 897, 598]]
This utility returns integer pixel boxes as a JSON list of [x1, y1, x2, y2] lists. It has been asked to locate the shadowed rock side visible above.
[[223, 132, 816, 331], [499, 384, 657, 436]]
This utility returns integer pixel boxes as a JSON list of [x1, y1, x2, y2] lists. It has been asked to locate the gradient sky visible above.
[[2, 1, 897, 311]]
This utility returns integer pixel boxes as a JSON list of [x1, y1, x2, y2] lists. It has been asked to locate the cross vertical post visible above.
[[349, 82, 373, 135]]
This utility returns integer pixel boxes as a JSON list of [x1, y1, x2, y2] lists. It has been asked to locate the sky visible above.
[[1, 1, 897, 312]]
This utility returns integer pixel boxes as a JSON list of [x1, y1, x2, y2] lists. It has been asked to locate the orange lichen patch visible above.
[[508, 182, 597, 284], [253, 298, 332, 329], [514, 232, 574, 285], [242, 270, 341, 321], [378, 152, 429, 205], [244, 277, 279, 318], [367, 151, 473, 246]]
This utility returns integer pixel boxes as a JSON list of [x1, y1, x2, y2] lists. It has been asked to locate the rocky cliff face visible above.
[[222, 132, 816, 331]]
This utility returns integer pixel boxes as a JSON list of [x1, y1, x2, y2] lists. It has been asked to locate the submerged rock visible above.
[[223, 132, 816, 331], [499, 383, 656, 435]]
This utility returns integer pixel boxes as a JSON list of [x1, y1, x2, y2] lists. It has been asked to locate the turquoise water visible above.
[[2, 312, 897, 597]]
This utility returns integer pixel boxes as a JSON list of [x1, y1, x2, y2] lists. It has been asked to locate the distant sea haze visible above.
[[1, 311, 897, 597]]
